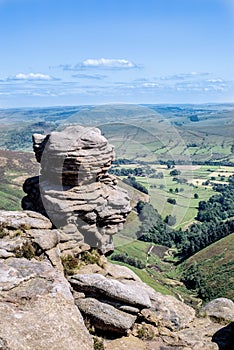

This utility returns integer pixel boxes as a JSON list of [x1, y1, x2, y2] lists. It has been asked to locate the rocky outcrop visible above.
[[22, 125, 131, 254], [69, 273, 152, 308], [0, 257, 93, 350], [0, 212, 233, 349], [76, 297, 137, 333], [200, 298, 234, 322]]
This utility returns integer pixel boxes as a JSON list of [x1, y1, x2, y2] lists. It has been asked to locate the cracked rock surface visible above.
[[0, 257, 93, 350]]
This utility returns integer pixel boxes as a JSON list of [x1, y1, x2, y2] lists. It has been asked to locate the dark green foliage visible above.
[[169, 169, 181, 176], [164, 215, 176, 226], [3, 122, 57, 150], [167, 198, 176, 205], [136, 202, 175, 247], [181, 253, 234, 302], [177, 220, 234, 260], [123, 176, 148, 194], [110, 252, 146, 269], [197, 176, 234, 222], [194, 193, 199, 199], [110, 166, 158, 177], [136, 177, 234, 262]]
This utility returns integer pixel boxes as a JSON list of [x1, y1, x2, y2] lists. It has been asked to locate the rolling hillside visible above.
[[178, 233, 234, 301], [0, 104, 233, 163]]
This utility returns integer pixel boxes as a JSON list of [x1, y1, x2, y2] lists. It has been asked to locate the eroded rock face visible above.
[[201, 298, 234, 322], [0, 258, 93, 350], [22, 125, 131, 254]]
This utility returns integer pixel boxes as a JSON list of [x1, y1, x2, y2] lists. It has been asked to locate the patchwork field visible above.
[[115, 163, 234, 230]]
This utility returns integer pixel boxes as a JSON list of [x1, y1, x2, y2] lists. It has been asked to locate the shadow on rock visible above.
[[212, 322, 234, 350]]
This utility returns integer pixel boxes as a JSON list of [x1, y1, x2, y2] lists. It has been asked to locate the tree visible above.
[[167, 198, 176, 205], [169, 169, 181, 176], [164, 215, 176, 226], [194, 193, 199, 199]]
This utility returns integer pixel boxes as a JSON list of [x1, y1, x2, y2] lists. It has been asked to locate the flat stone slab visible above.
[[76, 297, 137, 333], [70, 273, 152, 308]]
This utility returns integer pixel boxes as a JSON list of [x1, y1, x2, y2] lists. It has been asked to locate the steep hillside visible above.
[[178, 233, 234, 301], [0, 150, 38, 210]]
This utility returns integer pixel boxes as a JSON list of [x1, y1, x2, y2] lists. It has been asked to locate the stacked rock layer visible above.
[[22, 125, 131, 254]]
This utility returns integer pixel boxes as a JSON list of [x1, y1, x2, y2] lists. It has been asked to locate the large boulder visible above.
[[69, 273, 152, 309], [201, 298, 234, 322], [149, 293, 196, 330], [0, 258, 93, 350], [22, 125, 131, 254], [76, 297, 137, 333]]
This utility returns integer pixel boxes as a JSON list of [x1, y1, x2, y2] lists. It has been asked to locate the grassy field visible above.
[[0, 104, 233, 163], [110, 239, 203, 304], [116, 163, 234, 230], [109, 240, 177, 296]]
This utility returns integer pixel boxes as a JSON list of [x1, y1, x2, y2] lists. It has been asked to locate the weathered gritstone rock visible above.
[[0, 258, 93, 350], [0, 210, 52, 230], [104, 335, 147, 350], [177, 317, 223, 350], [149, 293, 196, 331], [22, 125, 131, 254], [69, 273, 152, 309], [200, 298, 234, 322], [76, 297, 137, 333]]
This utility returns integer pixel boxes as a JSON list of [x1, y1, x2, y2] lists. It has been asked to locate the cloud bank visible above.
[[7, 73, 58, 81], [61, 58, 140, 71]]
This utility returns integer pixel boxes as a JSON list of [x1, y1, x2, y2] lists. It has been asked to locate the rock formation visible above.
[[0, 210, 233, 349], [22, 125, 131, 254], [0, 125, 233, 349]]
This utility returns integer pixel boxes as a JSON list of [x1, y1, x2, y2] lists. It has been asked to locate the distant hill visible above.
[[0, 104, 233, 163]]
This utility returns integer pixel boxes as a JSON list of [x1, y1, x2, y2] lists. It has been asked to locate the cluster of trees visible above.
[[122, 176, 148, 194], [196, 177, 234, 222], [4, 122, 55, 150], [136, 175, 234, 261], [176, 219, 234, 260], [169, 169, 181, 176], [110, 166, 158, 177], [110, 252, 146, 269], [136, 201, 176, 247]]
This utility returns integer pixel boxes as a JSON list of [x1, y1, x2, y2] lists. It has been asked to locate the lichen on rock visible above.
[[22, 125, 131, 255]]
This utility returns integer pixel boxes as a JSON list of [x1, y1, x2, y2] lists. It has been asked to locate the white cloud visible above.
[[8, 73, 57, 81], [71, 73, 107, 80], [82, 58, 136, 68], [61, 58, 140, 71], [160, 72, 210, 81], [206, 79, 225, 83]]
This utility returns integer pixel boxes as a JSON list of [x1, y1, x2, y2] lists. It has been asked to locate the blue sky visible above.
[[0, 0, 234, 107]]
